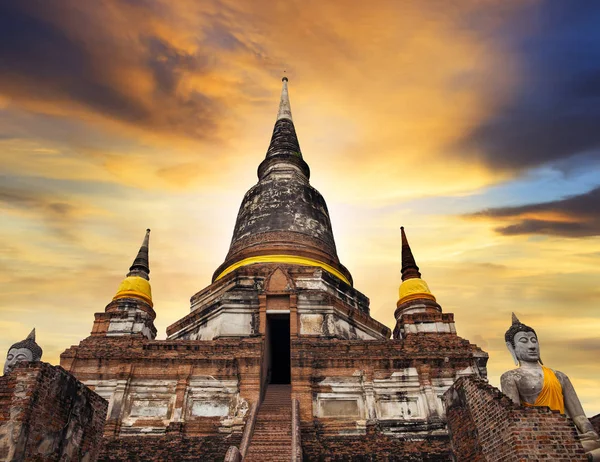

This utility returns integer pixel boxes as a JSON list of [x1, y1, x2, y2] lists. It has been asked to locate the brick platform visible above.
[[444, 376, 587, 461], [301, 424, 452, 461], [98, 434, 241, 461], [0, 362, 107, 461]]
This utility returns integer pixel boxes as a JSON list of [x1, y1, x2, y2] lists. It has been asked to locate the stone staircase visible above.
[[245, 384, 292, 461]]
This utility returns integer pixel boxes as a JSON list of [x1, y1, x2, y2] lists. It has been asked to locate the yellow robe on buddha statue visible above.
[[522, 366, 565, 414]]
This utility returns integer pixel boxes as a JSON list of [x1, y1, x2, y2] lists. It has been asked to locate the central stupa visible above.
[[213, 77, 352, 286], [165, 77, 388, 343]]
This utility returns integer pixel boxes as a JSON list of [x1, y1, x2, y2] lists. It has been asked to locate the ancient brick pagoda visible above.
[[60, 77, 488, 461]]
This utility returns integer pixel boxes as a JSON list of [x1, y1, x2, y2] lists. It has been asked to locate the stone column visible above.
[[258, 294, 267, 335], [170, 371, 191, 430], [418, 364, 440, 420], [290, 294, 299, 337], [104, 378, 129, 435]]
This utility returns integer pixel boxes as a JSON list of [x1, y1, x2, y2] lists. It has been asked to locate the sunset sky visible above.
[[1, 1, 599, 415]]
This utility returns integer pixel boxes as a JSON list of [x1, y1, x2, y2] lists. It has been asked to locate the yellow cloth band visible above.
[[215, 255, 351, 285], [113, 276, 153, 307], [398, 278, 436, 304], [522, 366, 565, 414]]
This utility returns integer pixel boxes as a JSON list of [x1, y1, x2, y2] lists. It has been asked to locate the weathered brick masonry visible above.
[[301, 424, 452, 461], [99, 434, 242, 461], [592, 414, 600, 435], [444, 376, 587, 461], [61, 336, 262, 460], [293, 335, 485, 460], [0, 362, 107, 462], [53, 78, 491, 461]]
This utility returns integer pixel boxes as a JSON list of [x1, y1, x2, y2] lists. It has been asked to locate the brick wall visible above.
[[99, 434, 241, 461], [301, 423, 452, 461], [0, 361, 107, 461], [444, 376, 587, 461], [290, 335, 486, 460], [591, 413, 600, 435]]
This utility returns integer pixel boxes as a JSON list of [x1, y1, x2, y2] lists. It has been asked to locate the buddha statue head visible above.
[[504, 313, 542, 366], [3, 329, 43, 375]]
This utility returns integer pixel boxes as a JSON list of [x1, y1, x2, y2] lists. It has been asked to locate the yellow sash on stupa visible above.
[[522, 366, 565, 414]]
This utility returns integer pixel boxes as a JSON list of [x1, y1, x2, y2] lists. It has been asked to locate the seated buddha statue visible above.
[[500, 313, 600, 459], [3, 328, 43, 375]]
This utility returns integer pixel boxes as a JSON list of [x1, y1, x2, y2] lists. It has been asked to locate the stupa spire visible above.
[[400, 226, 421, 281], [396, 226, 436, 307], [277, 76, 293, 121], [127, 229, 151, 280], [262, 77, 305, 174], [113, 229, 153, 307]]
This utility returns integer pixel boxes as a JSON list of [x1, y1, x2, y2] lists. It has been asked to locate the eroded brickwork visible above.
[[0, 362, 107, 461], [60, 316, 486, 460], [61, 336, 262, 460], [53, 246, 496, 460], [301, 424, 452, 461], [98, 434, 241, 461], [592, 413, 600, 434], [291, 333, 486, 459], [444, 376, 587, 461]]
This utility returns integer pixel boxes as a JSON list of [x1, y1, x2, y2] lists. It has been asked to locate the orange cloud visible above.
[[1, 0, 599, 418]]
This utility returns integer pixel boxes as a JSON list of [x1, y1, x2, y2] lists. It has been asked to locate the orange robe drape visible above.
[[522, 366, 565, 414]]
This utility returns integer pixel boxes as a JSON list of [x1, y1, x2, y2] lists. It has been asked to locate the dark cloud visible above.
[[0, 185, 74, 218], [0, 2, 220, 138], [0, 182, 79, 240], [203, 21, 248, 52], [146, 37, 207, 94], [454, 2, 600, 171], [468, 186, 600, 237], [0, 2, 150, 123]]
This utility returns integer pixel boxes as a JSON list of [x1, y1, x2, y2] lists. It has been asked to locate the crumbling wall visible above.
[[98, 434, 241, 461], [0, 362, 107, 461], [292, 334, 486, 461], [444, 376, 587, 461], [591, 413, 600, 435], [301, 423, 452, 461]]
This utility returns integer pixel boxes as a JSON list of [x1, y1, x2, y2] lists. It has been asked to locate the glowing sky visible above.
[[1, 1, 600, 415]]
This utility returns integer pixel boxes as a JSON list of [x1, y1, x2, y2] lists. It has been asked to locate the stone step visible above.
[[258, 410, 292, 415], [245, 384, 293, 461], [249, 442, 291, 445], [256, 408, 291, 412], [256, 411, 290, 414], [252, 430, 291, 433], [253, 428, 291, 433], [246, 451, 292, 456], [250, 436, 292, 440], [245, 455, 291, 461]]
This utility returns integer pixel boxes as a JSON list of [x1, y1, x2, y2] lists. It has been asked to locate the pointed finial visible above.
[[127, 229, 151, 280], [277, 76, 293, 121], [26, 328, 35, 341], [511, 312, 520, 325], [400, 226, 421, 280]]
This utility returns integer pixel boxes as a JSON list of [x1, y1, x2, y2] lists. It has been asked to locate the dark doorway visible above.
[[268, 315, 291, 384]]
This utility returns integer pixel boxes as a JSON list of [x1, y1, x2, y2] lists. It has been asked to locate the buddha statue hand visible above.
[[587, 447, 600, 462]]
